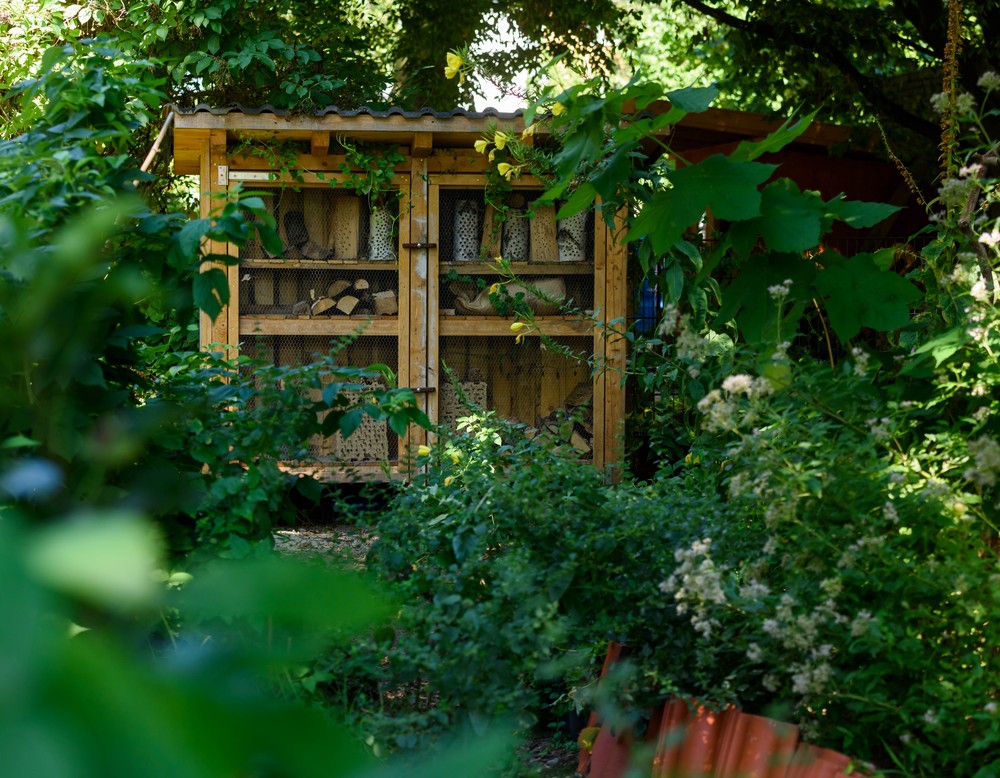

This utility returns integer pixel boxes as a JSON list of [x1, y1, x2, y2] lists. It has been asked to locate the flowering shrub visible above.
[[434, 48, 1000, 777]]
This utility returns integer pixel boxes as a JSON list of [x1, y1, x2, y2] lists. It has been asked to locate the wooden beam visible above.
[[310, 131, 331, 156], [412, 132, 434, 157]]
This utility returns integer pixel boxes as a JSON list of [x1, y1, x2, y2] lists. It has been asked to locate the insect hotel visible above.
[[170, 107, 629, 481]]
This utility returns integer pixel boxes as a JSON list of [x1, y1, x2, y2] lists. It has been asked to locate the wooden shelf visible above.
[[239, 316, 398, 336], [241, 259, 398, 270], [439, 261, 594, 275], [438, 316, 594, 337]]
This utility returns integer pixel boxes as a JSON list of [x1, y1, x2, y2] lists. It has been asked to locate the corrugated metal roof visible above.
[[170, 104, 525, 120]]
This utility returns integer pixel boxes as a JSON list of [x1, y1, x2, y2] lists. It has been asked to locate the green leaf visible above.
[[665, 85, 718, 113], [825, 194, 901, 228], [193, 268, 229, 320], [2, 434, 40, 450], [756, 179, 826, 252], [714, 253, 815, 341], [815, 253, 921, 341], [339, 408, 365, 438], [730, 109, 819, 161], [668, 155, 778, 221], [556, 183, 597, 220], [177, 555, 388, 636], [25, 513, 163, 611]]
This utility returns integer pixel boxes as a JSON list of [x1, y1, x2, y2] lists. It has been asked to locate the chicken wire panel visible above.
[[239, 186, 398, 262], [239, 267, 400, 317], [240, 334, 400, 464], [439, 335, 594, 457], [437, 189, 595, 263], [440, 272, 594, 317]]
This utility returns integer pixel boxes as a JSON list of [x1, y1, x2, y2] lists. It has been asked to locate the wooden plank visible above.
[[603, 206, 629, 483], [438, 318, 592, 337], [420, 169, 438, 448], [593, 198, 608, 472], [239, 317, 399, 337]]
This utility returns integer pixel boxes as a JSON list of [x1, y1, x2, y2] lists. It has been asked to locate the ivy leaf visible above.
[[815, 253, 921, 341], [193, 267, 229, 320]]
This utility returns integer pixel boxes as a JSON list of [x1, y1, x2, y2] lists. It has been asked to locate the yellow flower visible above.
[[521, 123, 536, 140], [494, 130, 509, 150], [515, 333, 526, 345], [449, 450, 462, 464], [417, 444, 431, 457], [488, 149, 496, 162], [444, 52, 465, 81], [496, 162, 518, 180], [444, 475, 455, 487], [510, 321, 528, 332], [551, 101, 565, 116], [474, 139, 490, 154], [489, 282, 501, 295]]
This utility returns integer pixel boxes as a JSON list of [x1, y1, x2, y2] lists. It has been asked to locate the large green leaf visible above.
[[729, 179, 826, 254], [628, 155, 777, 253], [668, 154, 778, 221], [815, 253, 921, 341], [193, 267, 229, 320], [825, 194, 901, 228], [715, 253, 817, 343], [665, 84, 719, 113], [730, 109, 819, 161]]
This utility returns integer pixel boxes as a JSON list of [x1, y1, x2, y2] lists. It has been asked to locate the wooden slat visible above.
[[239, 317, 399, 337], [439, 318, 592, 337]]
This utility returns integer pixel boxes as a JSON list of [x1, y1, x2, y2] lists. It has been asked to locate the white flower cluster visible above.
[[660, 538, 727, 639], [979, 230, 1000, 248], [978, 71, 1000, 91], [697, 373, 772, 432], [767, 278, 793, 301], [964, 436, 1000, 487], [851, 346, 870, 377]]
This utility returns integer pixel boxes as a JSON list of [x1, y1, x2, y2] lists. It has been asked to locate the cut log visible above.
[[570, 430, 592, 454], [336, 295, 360, 315], [326, 279, 351, 299], [311, 297, 335, 316], [353, 277, 370, 291], [373, 289, 398, 315]]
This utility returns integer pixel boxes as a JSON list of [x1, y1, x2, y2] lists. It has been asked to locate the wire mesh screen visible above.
[[240, 267, 399, 317], [440, 335, 595, 458], [240, 185, 398, 262], [240, 334, 400, 464], [438, 188, 595, 263], [439, 272, 594, 317]]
